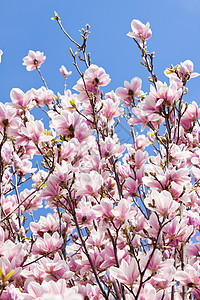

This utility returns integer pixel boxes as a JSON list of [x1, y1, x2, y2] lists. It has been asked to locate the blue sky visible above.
[[1, 0, 200, 102]]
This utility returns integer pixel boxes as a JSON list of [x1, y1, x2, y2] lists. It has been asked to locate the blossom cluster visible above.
[[0, 17, 200, 300]]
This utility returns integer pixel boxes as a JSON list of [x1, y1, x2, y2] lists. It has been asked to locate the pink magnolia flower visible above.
[[165, 59, 199, 82], [127, 19, 152, 44], [100, 243, 127, 269], [21, 279, 83, 300], [102, 98, 123, 120], [13, 153, 37, 176], [144, 190, 179, 217], [135, 134, 149, 150], [0, 257, 22, 282], [20, 120, 54, 143], [105, 90, 120, 103], [116, 77, 143, 106], [163, 217, 193, 245], [100, 137, 126, 159], [51, 111, 93, 142], [76, 200, 96, 226], [0, 102, 17, 130], [129, 106, 164, 131], [112, 198, 136, 226], [73, 170, 103, 197], [93, 197, 114, 220], [0, 239, 25, 267], [76, 247, 104, 274], [2, 195, 18, 215], [1, 284, 21, 300], [78, 284, 103, 300], [181, 101, 199, 131], [60, 139, 78, 162], [32, 170, 48, 188], [31, 86, 54, 107], [84, 64, 111, 87], [0, 227, 5, 248], [135, 283, 156, 300], [30, 213, 68, 237], [32, 232, 63, 255], [73, 77, 101, 101], [110, 258, 140, 286], [38, 253, 73, 281], [60, 90, 80, 112], [186, 239, 200, 261], [149, 80, 182, 107], [23, 50, 46, 71], [73, 65, 110, 102], [42, 179, 62, 208], [10, 88, 34, 110], [175, 262, 200, 287], [149, 265, 176, 290], [60, 65, 72, 78], [179, 59, 200, 80], [123, 177, 139, 197]]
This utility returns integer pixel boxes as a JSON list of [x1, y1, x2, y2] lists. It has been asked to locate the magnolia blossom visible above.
[[73, 64, 111, 98], [175, 263, 200, 287], [179, 59, 200, 80], [32, 232, 63, 255], [20, 120, 54, 143], [31, 86, 54, 107], [116, 77, 143, 106], [181, 101, 199, 130], [73, 170, 103, 197], [20, 279, 83, 300], [110, 258, 140, 286], [84, 64, 111, 87], [10, 88, 34, 110], [165, 59, 199, 82], [127, 19, 152, 44], [144, 190, 179, 217], [60, 65, 72, 78], [102, 98, 123, 120], [0, 102, 16, 129], [23, 50, 46, 71]]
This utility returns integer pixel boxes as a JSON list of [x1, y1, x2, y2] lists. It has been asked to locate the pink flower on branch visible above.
[[23, 50, 46, 71], [110, 258, 140, 286], [116, 77, 143, 106], [32, 232, 63, 255], [73, 170, 103, 197], [84, 64, 111, 87], [10, 88, 34, 111], [127, 19, 152, 45], [20, 120, 54, 144], [144, 190, 179, 217], [59, 65, 72, 78], [175, 263, 200, 287]]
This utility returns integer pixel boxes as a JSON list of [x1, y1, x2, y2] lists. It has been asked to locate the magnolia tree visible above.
[[0, 12, 200, 300]]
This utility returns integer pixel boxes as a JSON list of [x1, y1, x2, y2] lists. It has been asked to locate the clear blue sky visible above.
[[1, 0, 200, 102]]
